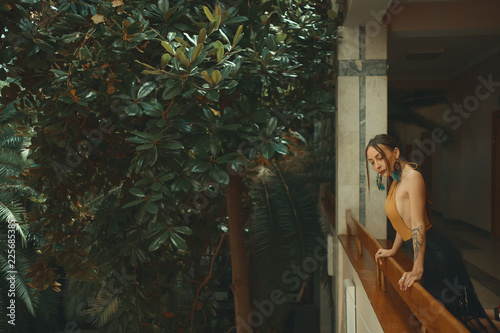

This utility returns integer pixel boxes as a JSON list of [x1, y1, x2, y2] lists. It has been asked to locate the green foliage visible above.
[[248, 158, 324, 330], [0, 105, 61, 332], [1, 0, 338, 330]]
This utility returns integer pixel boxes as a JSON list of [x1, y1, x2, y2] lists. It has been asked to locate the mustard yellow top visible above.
[[385, 180, 432, 241]]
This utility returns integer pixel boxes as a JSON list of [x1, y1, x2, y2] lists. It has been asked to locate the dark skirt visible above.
[[404, 227, 499, 332]]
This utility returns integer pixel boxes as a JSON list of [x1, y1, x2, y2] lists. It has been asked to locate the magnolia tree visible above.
[[1, 0, 337, 331]]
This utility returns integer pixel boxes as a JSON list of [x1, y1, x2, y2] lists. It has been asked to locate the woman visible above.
[[365, 134, 499, 332]]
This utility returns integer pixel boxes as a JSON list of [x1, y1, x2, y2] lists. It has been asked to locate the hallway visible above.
[[428, 213, 500, 310]]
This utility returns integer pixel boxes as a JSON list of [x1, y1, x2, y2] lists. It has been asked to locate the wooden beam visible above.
[[344, 210, 469, 333]]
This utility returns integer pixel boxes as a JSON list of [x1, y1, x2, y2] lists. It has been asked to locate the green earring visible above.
[[376, 173, 385, 191]]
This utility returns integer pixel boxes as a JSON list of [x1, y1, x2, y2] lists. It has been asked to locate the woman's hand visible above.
[[398, 269, 423, 291], [375, 248, 395, 265]]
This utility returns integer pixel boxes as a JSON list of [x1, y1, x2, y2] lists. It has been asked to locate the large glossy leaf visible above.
[[191, 161, 211, 173], [66, 13, 88, 26], [161, 41, 175, 55], [215, 152, 238, 164], [170, 232, 187, 251], [145, 200, 159, 214], [211, 166, 229, 184], [140, 101, 162, 116], [122, 199, 144, 208], [136, 143, 153, 151], [129, 187, 145, 197], [162, 84, 182, 100], [172, 226, 193, 235], [58, 96, 74, 105], [190, 44, 203, 62], [264, 117, 277, 136], [271, 142, 288, 155], [202, 6, 214, 21], [159, 142, 184, 150], [206, 90, 219, 101], [137, 81, 156, 99], [176, 51, 190, 68], [232, 25, 244, 48], [262, 143, 274, 159], [151, 182, 162, 191], [158, 172, 175, 181], [126, 136, 150, 144], [209, 135, 221, 156], [226, 17, 248, 24], [160, 53, 171, 69], [149, 230, 170, 251], [158, 0, 170, 14], [124, 103, 142, 116]]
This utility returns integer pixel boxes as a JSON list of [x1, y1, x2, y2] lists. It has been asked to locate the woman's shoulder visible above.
[[404, 168, 426, 190], [406, 167, 423, 180]]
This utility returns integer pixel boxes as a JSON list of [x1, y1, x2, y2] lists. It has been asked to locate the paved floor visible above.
[[428, 213, 500, 310]]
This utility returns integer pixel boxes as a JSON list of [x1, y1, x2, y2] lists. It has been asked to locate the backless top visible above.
[[385, 180, 432, 241]]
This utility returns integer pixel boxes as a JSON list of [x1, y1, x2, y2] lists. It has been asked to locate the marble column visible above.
[[333, 20, 389, 333], [336, 25, 388, 239]]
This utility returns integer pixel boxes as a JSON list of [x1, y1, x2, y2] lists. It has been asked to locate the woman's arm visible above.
[[399, 172, 427, 291], [392, 232, 404, 253], [375, 233, 403, 265]]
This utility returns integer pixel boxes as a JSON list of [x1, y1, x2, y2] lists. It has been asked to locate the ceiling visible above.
[[385, 0, 500, 82], [387, 33, 500, 81]]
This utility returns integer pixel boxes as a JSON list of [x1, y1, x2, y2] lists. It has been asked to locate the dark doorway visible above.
[[492, 110, 500, 238]]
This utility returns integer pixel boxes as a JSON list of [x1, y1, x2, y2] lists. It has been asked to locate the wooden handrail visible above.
[[345, 210, 469, 333]]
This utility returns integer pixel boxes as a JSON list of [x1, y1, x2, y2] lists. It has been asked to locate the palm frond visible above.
[[274, 166, 307, 259], [0, 244, 37, 316], [0, 147, 31, 180], [0, 184, 38, 199], [0, 102, 20, 124], [249, 170, 322, 330], [64, 278, 99, 324], [87, 292, 120, 328], [32, 288, 62, 325], [250, 180, 293, 284], [0, 124, 25, 150], [0, 194, 29, 246]]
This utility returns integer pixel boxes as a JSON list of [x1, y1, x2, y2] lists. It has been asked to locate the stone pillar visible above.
[[336, 25, 388, 239], [335, 24, 388, 333]]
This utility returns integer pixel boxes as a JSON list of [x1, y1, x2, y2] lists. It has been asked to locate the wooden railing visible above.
[[344, 209, 469, 333]]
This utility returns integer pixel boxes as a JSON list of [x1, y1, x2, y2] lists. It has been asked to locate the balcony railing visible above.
[[340, 209, 469, 333]]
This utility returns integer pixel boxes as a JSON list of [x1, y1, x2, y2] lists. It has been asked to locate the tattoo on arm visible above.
[[412, 225, 424, 262]]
